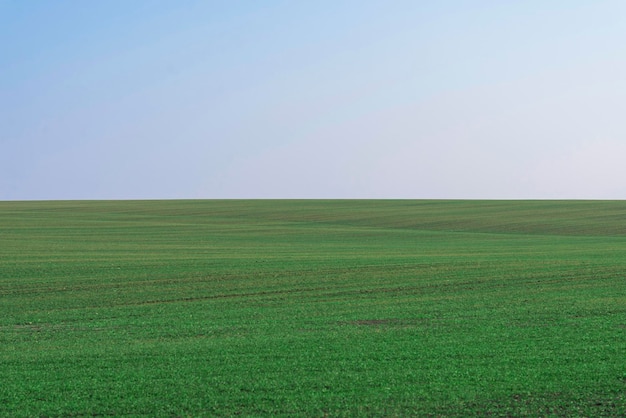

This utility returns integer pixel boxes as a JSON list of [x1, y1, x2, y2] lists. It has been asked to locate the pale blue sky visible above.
[[2, 1, 626, 200]]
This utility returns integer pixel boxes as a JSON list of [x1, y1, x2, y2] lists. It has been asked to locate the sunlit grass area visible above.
[[1, 200, 625, 416]]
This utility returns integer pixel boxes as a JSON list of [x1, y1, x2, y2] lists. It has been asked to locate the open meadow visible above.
[[1, 200, 625, 416]]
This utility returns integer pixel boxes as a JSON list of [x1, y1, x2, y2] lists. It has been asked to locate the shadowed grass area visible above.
[[1, 200, 625, 416]]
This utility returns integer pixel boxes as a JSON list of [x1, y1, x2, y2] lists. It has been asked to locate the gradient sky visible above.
[[2, 1, 626, 200]]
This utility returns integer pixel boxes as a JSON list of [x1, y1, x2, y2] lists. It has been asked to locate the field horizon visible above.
[[2, 199, 625, 416]]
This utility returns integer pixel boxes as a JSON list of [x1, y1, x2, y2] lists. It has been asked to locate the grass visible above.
[[1, 200, 625, 416]]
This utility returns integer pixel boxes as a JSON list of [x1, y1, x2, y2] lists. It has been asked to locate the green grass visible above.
[[1, 200, 625, 416]]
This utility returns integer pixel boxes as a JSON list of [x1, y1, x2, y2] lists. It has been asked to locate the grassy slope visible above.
[[1, 200, 625, 416]]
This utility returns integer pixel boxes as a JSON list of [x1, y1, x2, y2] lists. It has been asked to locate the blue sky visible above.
[[2, 1, 626, 199]]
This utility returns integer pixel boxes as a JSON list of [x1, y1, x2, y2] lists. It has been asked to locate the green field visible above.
[[1, 200, 625, 416]]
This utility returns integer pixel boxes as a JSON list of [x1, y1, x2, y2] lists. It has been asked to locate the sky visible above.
[[2, 0, 626, 200]]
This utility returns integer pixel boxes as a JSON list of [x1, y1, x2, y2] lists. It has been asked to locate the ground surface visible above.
[[1, 200, 625, 416]]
